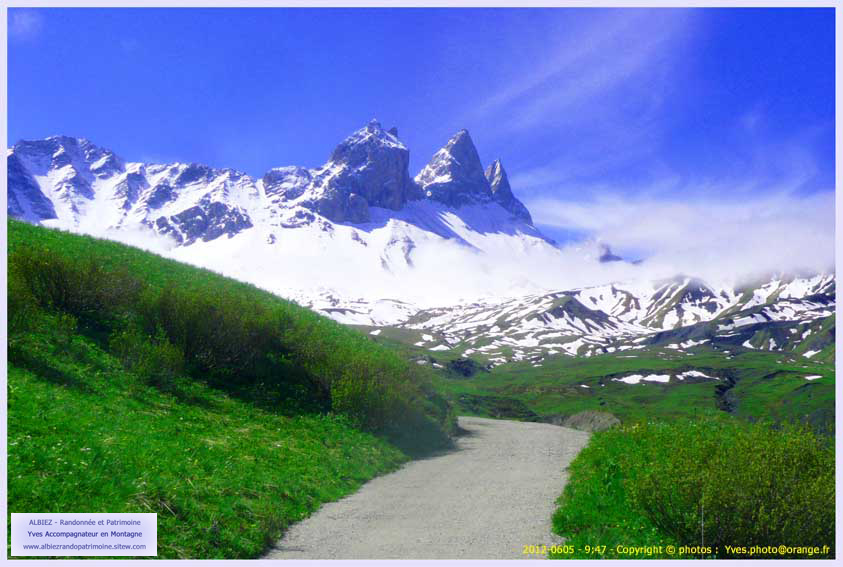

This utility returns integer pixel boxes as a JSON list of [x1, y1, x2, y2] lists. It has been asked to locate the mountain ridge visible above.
[[8, 120, 535, 237], [7, 122, 835, 365], [311, 273, 834, 368], [6, 121, 577, 305]]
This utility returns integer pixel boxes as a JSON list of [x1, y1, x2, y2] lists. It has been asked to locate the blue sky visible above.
[[8, 8, 835, 266]]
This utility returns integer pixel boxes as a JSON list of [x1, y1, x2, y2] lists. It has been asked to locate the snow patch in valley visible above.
[[613, 374, 671, 385], [677, 370, 718, 380]]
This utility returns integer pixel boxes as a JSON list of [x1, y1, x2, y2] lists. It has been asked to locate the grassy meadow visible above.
[[549, 418, 834, 559], [367, 327, 834, 431], [6, 219, 454, 558]]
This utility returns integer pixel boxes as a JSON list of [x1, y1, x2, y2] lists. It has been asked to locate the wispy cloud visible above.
[[463, 9, 698, 201], [529, 189, 834, 286], [472, 10, 694, 133], [511, 103, 831, 207], [9, 10, 44, 41]]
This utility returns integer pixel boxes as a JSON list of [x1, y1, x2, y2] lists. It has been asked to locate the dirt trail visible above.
[[266, 416, 590, 559]]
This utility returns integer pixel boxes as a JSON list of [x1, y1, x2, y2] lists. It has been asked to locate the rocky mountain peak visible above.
[[415, 129, 493, 208], [484, 159, 532, 224], [441, 129, 485, 178], [597, 243, 623, 263], [9, 122, 538, 236], [330, 119, 407, 163], [297, 120, 419, 224], [14, 136, 121, 177]]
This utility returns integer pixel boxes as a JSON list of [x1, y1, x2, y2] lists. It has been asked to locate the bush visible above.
[[552, 418, 834, 559], [625, 419, 834, 558], [9, 246, 143, 331], [8, 267, 41, 336], [109, 326, 185, 390], [7, 224, 453, 453]]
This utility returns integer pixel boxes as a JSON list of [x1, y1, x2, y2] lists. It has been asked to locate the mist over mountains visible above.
[[8, 120, 609, 302], [8, 120, 835, 349]]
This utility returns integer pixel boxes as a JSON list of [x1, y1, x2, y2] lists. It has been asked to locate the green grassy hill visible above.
[[549, 417, 834, 559], [7, 220, 455, 559], [367, 327, 834, 434]]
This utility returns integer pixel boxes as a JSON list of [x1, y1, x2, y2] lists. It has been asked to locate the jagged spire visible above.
[[414, 129, 491, 207], [485, 159, 509, 197], [483, 159, 533, 224]]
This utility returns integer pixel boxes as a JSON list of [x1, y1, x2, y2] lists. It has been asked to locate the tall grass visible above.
[[7, 220, 456, 558], [551, 417, 834, 559], [8, 221, 454, 453]]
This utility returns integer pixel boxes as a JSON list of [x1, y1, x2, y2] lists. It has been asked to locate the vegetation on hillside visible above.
[[7, 220, 455, 558], [391, 336, 835, 433], [550, 418, 834, 559]]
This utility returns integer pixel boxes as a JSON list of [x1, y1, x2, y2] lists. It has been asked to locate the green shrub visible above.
[[7, 267, 41, 337], [552, 418, 834, 559], [109, 326, 185, 390], [625, 420, 834, 558], [10, 246, 143, 330], [550, 426, 672, 559], [7, 221, 453, 452]]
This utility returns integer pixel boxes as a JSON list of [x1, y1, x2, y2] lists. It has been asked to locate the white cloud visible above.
[[9, 10, 44, 41], [528, 190, 834, 286]]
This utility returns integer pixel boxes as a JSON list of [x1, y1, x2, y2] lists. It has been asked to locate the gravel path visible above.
[[265, 416, 590, 559]]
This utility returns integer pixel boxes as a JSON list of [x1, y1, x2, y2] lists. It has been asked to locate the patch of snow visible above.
[[677, 370, 718, 381], [613, 373, 671, 385]]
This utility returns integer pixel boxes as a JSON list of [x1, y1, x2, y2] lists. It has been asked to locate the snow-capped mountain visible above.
[[9, 135, 256, 245], [8, 121, 835, 367], [299, 273, 833, 330], [353, 273, 833, 366], [9, 120, 564, 304]]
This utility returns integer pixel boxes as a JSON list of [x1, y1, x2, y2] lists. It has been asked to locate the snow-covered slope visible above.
[[306, 274, 834, 367], [8, 121, 835, 367], [9, 121, 555, 304]]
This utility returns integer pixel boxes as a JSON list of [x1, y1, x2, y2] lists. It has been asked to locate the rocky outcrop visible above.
[[153, 201, 253, 245], [485, 159, 532, 224], [327, 120, 417, 210], [542, 411, 620, 432], [415, 129, 494, 208], [294, 119, 419, 223], [598, 243, 623, 263], [112, 167, 149, 211], [263, 166, 311, 202], [7, 153, 57, 222]]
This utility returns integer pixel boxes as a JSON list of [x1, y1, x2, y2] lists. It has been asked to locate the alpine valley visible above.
[[8, 120, 836, 429]]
